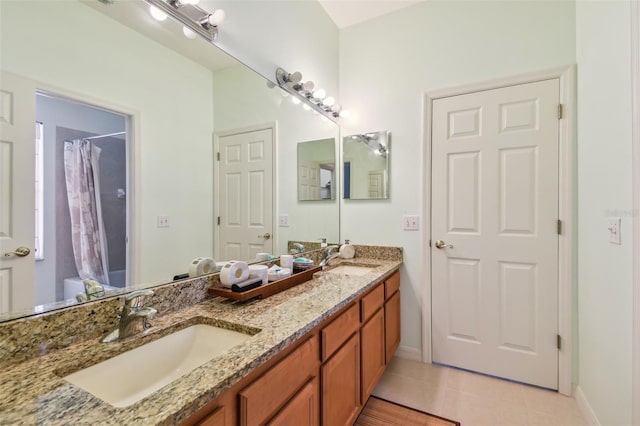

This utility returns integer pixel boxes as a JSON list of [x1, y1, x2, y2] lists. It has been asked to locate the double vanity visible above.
[[0, 246, 402, 425]]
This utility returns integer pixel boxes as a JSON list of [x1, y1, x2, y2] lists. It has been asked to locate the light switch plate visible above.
[[157, 215, 170, 228], [403, 215, 419, 231], [608, 217, 621, 245], [279, 214, 289, 227]]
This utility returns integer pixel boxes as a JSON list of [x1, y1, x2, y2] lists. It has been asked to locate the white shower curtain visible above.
[[63, 139, 110, 285]]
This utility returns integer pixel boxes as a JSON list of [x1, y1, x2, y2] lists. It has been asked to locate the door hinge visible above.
[[557, 219, 562, 235], [216, 152, 220, 161], [557, 104, 563, 119], [557, 334, 562, 350], [217, 216, 220, 225]]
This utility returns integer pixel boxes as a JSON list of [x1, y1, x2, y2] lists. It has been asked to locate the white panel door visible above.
[[367, 170, 385, 199], [431, 79, 560, 389], [0, 71, 36, 313], [298, 161, 320, 201], [218, 128, 273, 261]]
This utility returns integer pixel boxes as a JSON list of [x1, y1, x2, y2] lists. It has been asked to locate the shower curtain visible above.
[[63, 139, 110, 285]]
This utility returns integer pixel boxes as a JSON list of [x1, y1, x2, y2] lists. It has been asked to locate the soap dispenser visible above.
[[319, 238, 328, 248], [339, 239, 355, 259]]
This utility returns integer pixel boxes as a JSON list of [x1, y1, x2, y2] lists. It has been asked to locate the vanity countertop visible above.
[[0, 257, 402, 425]]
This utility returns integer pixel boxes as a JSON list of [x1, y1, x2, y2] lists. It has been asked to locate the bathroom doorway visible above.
[[35, 93, 130, 304]]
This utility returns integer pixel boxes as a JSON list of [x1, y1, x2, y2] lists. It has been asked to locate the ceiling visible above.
[[318, 0, 425, 29]]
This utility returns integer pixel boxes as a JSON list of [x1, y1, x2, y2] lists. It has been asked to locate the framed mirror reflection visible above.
[[343, 131, 391, 200], [297, 138, 337, 201]]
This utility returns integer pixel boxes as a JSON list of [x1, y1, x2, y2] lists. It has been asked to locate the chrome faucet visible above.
[[320, 245, 341, 268], [289, 242, 306, 255], [102, 289, 157, 343]]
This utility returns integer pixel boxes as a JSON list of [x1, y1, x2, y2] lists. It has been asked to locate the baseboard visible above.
[[394, 345, 422, 362], [575, 386, 601, 426]]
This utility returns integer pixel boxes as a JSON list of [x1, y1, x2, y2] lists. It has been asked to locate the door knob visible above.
[[259, 233, 271, 240], [4, 246, 31, 257], [434, 240, 453, 249]]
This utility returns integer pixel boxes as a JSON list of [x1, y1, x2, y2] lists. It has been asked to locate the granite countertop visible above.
[[0, 257, 401, 425]]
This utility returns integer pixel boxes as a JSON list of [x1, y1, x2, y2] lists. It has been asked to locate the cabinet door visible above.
[[240, 337, 319, 426], [385, 291, 401, 363], [268, 378, 318, 426], [361, 308, 385, 403], [321, 333, 360, 426], [198, 406, 225, 426]]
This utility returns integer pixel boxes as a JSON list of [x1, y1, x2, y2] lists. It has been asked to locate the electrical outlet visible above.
[[403, 215, 419, 231], [279, 214, 289, 227], [157, 215, 170, 228], [608, 217, 621, 245]]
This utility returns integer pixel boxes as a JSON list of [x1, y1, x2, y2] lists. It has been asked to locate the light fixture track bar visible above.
[[275, 67, 339, 123], [145, 0, 217, 41]]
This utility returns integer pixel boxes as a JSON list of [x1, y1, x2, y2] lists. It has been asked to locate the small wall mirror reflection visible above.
[[297, 138, 336, 201], [343, 131, 390, 200]]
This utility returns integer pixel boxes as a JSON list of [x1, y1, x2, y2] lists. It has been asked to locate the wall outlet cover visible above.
[[279, 214, 289, 227], [403, 215, 419, 231], [157, 215, 170, 228], [608, 217, 621, 245]]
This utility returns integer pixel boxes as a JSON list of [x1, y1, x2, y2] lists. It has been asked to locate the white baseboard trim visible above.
[[394, 345, 422, 362], [575, 386, 601, 426]]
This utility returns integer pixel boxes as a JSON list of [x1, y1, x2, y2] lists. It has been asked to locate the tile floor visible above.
[[372, 357, 587, 426]]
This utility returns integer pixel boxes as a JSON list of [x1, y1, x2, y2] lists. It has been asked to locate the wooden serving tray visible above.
[[207, 266, 322, 302]]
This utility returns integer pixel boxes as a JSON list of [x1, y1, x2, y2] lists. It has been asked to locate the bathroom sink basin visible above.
[[326, 264, 376, 276], [63, 324, 252, 407]]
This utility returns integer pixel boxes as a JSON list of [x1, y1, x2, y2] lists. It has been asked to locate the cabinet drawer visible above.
[[360, 284, 384, 323], [239, 336, 319, 426], [321, 303, 359, 361], [384, 272, 400, 299]]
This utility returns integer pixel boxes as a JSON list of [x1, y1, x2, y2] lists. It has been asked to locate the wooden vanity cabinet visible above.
[[359, 282, 386, 404], [360, 308, 385, 403], [267, 377, 319, 426], [321, 333, 360, 426], [182, 270, 401, 426], [384, 272, 401, 363], [198, 406, 226, 426], [239, 336, 319, 426]]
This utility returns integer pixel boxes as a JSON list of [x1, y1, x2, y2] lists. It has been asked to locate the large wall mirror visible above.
[[343, 131, 391, 200], [0, 0, 339, 320]]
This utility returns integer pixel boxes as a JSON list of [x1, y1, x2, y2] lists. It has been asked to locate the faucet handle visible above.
[[124, 289, 154, 307]]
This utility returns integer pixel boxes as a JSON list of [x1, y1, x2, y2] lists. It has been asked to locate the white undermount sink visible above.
[[63, 324, 252, 408], [326, 264, 376, 276]]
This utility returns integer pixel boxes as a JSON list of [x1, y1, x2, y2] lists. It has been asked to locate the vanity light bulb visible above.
[[182, 26, 197, 39], [302, 81, 315, 92], [339, 109, 350, 118], [313, 88, 326, 100], [332, 104, 342, 113], [208, 9, 226, 26], [323, 96, 335, 107], [149, 5, 168, 21], [291, 97, 301, 105], [287, 72, 302, 85]]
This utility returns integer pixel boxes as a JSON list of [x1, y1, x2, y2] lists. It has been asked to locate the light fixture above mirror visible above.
[[145, 0, 224, 41], [275, 68, 348, 122]]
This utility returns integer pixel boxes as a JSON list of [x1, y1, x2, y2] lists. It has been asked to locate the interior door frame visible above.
[[25, 80, 140, 287], [213, 122, 277, 260], [631, 0, 640, 422], [421, 65, 576, 396]]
